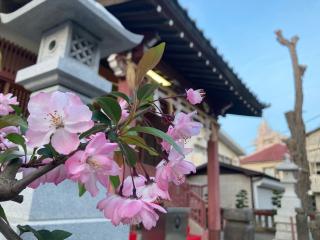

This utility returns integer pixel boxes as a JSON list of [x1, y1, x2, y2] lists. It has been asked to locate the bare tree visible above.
[[275, 30, 311, 239]]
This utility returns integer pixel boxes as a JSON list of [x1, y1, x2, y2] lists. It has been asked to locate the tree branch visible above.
[[12, 159, 64, 195], [275, 30, 290, 46], [0, 217, 22, 240], [299, 64, 307, 77], [0, 157, 65, 202]]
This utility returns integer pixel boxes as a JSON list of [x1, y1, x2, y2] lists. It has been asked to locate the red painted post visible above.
[[118, 78, 131, 95], [207, 122, 221, 240]]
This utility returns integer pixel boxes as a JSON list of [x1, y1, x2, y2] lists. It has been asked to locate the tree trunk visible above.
[[275, 30, 312, 240]]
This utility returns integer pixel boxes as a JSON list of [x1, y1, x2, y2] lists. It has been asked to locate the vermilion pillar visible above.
[[207, 122, 221, 240], [118, 78, 131, 95]]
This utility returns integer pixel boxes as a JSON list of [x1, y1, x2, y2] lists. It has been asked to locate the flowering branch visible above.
[[0, 43, 206, 239]]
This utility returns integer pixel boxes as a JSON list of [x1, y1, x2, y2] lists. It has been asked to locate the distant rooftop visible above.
[[194, 162, 280, 181], [240, 143, 288, 164]]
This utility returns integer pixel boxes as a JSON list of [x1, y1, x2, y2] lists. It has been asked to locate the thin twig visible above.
[[0, 217, 22, 240]]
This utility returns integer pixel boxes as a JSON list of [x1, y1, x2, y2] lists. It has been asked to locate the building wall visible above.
[[306, 130, 320, 148], [220, 174, 253, 208], [306, 129, 320, 165], [186, 128, 208, 167], [241, 161, 281, 178], [254, 187, 274, 209], [188, 174, 253, 209], [218, 141, 240, 165], [186, 129, 241, 167]]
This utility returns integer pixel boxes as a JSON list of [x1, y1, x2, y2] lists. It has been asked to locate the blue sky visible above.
[[179, 0, 320, 153]]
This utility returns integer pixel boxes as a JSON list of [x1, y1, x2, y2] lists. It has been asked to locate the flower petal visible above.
[[51, 129, 79, 154]]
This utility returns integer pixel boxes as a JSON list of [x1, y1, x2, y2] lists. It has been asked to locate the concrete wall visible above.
[[255, 187, 274, 209], [220, 174, 253, 208], [188, 174, 253, 209]]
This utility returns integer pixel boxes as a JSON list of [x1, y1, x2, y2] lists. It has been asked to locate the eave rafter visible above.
[[102, 0, 267, 117]]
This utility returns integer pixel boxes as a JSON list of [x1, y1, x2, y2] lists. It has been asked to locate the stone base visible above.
[[1, 220, 129, 240], [273, 218, 297, 240], [1, 180, 129, 240], [223, 209, 254, 240]]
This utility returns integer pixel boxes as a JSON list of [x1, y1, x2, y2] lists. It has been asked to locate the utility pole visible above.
[[275, 30, 311, 240]]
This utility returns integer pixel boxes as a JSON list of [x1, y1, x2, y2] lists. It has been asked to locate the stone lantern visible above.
[[0, 1, 142, 239], [274, 154, 301, 240], [0, 0, 143, 99]]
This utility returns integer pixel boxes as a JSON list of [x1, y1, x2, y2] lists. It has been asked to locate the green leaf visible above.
[[0, 115, 27, 132], [127, 126, 183, 155], [6, 133, 26, 155], [37, 147, 53, 158], [92, 110, 112, 125], [95, 97, 121, 124], [108, 91, 131, 104], [120, 135, 158, 156], [79, 124, 108, 139], [109, 175, 120, 189], [18, 225, 38, 237], [108, 130, 118, 142], [136, 42, 166, 83], [18, 225, 72, 240], [43, 230, 72, 240], [78, 183, 86, 197], [119, 143, 137, 167], [137, 83, 159, 101], [0, 205, 8, 224], [0, 149, 21, 163], [10, 105, 22, 115]]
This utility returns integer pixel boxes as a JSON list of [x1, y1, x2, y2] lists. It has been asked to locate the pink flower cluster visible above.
[[186, 88, 205, 105], [0, 93, 18, 116], [157, 111, 202, 192], [65, 132, 120, 197], [2, 89, 203, 230]]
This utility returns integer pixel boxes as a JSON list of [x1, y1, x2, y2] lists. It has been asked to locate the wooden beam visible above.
[[97, 0, 131, 6]]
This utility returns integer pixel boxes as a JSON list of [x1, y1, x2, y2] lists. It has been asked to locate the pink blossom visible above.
[[121, 175, 170, 201], [186, 88, 205, 105], [119, 99, 129, 122], [161, 111, 202, 152], [156, 143, 195, 191], [22, 158, 67, 189], [121, 175, 146, 197], [0, 93, 18, 116], [137, 178, 170, 201], [161, 126, 175, 152], [172, 111, 202, 139], [26, 91, 93, 154], [65, 133, 120, 197], [97, 194, 166, 230], [0, 126, 20, 150]]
